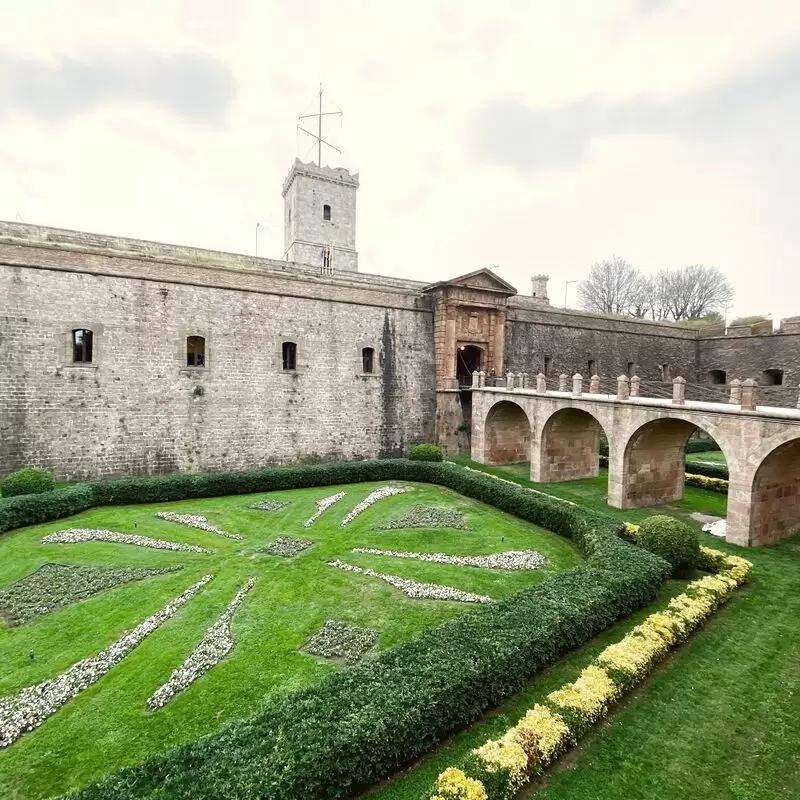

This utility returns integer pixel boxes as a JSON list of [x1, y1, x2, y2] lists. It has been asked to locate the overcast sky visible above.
[[2, 1, 799, 321]]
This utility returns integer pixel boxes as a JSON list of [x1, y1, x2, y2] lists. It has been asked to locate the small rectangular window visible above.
[[187, 336, 205, 367], [587, 359, 596, 376], [72, 329, 93, 363], [627, 361, 635, 377], [323, 204, 331, 221], [544, 356, 551, 376], [362, 347, 375, 374], [660, 364, 671, 381], [282, 341, 297, 371]]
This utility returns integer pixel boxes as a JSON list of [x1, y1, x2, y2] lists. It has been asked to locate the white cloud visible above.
[[1, 0, 800, 322]]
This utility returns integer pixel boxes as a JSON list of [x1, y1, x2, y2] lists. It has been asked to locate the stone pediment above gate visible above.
[[422, 268, 517, 308]]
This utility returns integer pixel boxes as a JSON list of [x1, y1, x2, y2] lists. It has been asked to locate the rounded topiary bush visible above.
[[636, 514, 699, 573], [408, 443, 443, 462], [0, 467, 56, 498]]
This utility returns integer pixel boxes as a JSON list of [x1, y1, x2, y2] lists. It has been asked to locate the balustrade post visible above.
[[471, 370, 480, 388], [741, 378, 757, 411], [520, 372, 529, 389], [478, 370, 486, 388], [630, 375, 641, 397], [536, 372, 547, 393], [506, 371, 515, 390], [572, 373, 583, 397], [589, 374, 600, 394], [558, 373, 568, 392], [616, 375, 630, 401], [729, 378, 741, 405], [672, 376, 686, 405]]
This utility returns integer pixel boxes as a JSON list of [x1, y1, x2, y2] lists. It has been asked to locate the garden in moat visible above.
[[0, 469, 577, 800], [0, 445, 796, 800]]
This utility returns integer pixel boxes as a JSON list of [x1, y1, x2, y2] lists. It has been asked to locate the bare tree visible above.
[[660, 265, 734, 320], [577, 257, 644, 315]]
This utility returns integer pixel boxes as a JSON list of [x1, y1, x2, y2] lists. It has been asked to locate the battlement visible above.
[[282, 158, 360, 196]]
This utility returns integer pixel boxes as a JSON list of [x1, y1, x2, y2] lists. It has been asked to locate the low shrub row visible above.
[[597, 456, 729, 488], [685, 461, 729, 481], [30, 460, 672, 800], [685, 472, 729, 494], [427, 547, 753, 800], [0, 467, 55, 498], [598, 438, 719, 458]]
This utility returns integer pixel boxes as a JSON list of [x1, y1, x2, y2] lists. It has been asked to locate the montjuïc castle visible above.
[[2, 158, 799, 481]]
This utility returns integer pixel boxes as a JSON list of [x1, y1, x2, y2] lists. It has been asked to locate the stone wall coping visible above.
[[507, 300, 699, 339], [472, 386, 800, 422], [0, 224, 437, 312]]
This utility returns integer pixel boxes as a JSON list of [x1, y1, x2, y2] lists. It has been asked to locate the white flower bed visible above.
[[0, 575, 213, 749], [147, 577, 256, 710], [42, 529, 211, 554], [155, 512, 241, 540], [303, 492, 346, 527], [327, 560, 492, 604], [339, 486, 410, 527], [352, 548, 547, 571]]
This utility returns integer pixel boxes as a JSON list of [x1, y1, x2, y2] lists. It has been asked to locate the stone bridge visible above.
[[470, 376, 800, 547]]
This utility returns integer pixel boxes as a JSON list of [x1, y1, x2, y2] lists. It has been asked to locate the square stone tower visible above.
[[282, 159, 359, 272]]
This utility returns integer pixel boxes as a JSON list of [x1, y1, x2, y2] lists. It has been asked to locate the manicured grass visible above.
[[370, 462, 800, 800], [686, 449, 727, 465], [0, 481, 579, 800]]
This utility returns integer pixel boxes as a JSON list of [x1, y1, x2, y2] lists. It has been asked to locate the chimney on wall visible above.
[[530, 274, 550, 305]]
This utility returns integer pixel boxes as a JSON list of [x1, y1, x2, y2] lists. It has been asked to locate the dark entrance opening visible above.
[[456, 345, 483, 387]]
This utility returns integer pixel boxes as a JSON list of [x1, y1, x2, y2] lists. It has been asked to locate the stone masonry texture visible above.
[[3, 215, 800, 483]]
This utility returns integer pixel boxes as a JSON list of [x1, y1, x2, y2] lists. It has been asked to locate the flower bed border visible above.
[[0, 460, 671, 800], [427, 547, 752, 800]]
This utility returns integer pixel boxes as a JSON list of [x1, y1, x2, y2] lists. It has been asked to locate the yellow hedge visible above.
[[429, 767, 488, 800], [427, 546, 752, 800]]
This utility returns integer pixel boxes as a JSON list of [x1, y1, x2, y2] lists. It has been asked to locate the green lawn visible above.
[[686, 449, 728, 465], [0, 481, 579, 800], [368, 461, 800, 800]]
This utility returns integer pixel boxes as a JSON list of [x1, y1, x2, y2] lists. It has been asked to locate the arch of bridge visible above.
[[471, 389, 800, 545]]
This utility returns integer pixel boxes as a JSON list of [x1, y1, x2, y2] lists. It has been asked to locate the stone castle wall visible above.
[[0, 236, 435, 479], [3, 220, 800, 479], [506, 302, 699, 386], [698, 331, 800, 407]]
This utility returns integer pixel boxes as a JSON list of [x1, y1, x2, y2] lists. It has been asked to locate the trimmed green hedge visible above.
[[685, 460, 729, 480], [637, 514, 699, 574], [4, 461, 671, 800], [408, 443, 444, 462], [0, 467, 55, 498], [685, 439, 721, 454], [597, 455, 729, 483]]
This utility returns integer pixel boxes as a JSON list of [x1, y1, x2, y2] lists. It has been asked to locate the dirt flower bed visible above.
[[377, 505, 469, 530], [0, 564, 182, 627], [303, 619, 379, 665], [260, 537, 313, 557], [248, 500, 289, 511]]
